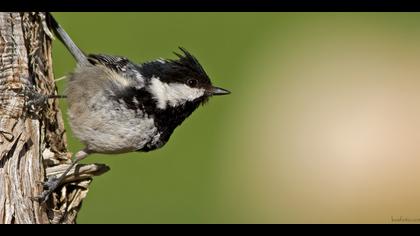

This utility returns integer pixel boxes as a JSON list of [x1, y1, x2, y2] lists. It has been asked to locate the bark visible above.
[[0, 12, 109, 224]]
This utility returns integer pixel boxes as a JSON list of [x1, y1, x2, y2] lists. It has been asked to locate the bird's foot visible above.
[[32, 176, 61, 203], [17, 88, 49, 114], [17, 88, 66, 115]]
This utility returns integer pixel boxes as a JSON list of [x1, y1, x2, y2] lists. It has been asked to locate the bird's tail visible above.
[[47, 13, 89, 66]]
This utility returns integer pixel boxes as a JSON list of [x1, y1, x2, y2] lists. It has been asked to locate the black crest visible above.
[[139, 47, 212, 88], [170, 47, 208, 79]]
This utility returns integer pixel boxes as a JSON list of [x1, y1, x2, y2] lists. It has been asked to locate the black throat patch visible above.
[[113, 86, 203, 152]]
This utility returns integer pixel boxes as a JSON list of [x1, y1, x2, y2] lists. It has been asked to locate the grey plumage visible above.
[[67, 65, 160, 153]]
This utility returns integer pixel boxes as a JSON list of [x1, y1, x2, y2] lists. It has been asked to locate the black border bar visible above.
[[2, 0, 419, 12]]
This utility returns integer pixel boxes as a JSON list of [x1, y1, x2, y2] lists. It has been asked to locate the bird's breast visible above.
[[68, 95, 161, 154]]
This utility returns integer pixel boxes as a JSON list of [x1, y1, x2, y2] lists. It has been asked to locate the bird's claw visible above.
[[17, 88, 49, 114], [42, 176, 59, 189], [32, 176, 61, 204]]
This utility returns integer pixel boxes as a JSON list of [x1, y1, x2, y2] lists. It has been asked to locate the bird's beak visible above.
[[211, 86, 231, 96]]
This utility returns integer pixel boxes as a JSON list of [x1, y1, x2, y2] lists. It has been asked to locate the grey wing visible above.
[[87, 54, 130, 72], [87, 54, 145, 87]]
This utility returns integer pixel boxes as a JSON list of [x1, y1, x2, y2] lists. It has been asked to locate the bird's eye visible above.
[[187, 79, 198, 87]]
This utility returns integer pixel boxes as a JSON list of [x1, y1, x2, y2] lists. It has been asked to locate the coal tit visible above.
[[37, 13, 230, 203]]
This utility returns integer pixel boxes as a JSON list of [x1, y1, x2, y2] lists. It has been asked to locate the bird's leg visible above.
[[35, 149, 90, 203]]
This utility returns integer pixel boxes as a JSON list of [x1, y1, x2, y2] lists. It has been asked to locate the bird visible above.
[[36, 13, 231, 203]]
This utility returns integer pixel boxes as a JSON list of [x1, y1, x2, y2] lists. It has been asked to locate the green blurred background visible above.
[[52, 13, 420, 223]]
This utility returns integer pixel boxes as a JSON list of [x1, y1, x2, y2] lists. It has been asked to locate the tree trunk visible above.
[[0, 12, 109, 224]]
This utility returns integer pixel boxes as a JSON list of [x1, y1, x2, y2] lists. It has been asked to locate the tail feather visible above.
[[47, 13, 89, 66]]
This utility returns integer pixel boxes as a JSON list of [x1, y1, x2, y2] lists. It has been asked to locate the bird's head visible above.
[[140, 47, 230, 110]]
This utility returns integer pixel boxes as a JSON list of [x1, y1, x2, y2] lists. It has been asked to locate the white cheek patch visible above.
[[148, 77, 205, 109]]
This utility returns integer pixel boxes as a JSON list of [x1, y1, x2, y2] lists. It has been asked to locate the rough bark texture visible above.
[[0, 12, 109, 224]]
